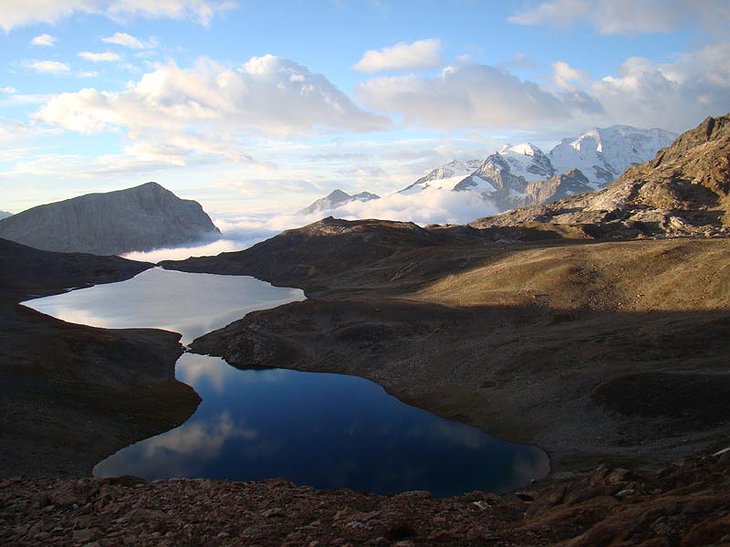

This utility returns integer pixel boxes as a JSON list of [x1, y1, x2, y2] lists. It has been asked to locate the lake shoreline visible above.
[[0, 239, 201, 477]]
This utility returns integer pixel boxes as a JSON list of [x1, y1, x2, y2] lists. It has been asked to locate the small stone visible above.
[[262, 507, 285, 518], [33, 492, 50, 508], [73, 529, 94, 543], [615, 489, 635, 498]]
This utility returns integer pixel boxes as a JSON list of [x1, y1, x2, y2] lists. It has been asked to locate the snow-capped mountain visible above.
[[549, 126, 677, 187], [399, 159, 483, 194], [299, 124, 678, 221], [451, 144, 556, 210], [298, 189, 380, 215], [401, 124, 677, 211], [495, 143, 555, 182]]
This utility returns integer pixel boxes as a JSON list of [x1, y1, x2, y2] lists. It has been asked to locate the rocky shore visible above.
[[2, 448, 728, 546]]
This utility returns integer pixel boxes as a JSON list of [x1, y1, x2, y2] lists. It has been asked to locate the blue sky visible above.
[[1, 0, 728, 220]]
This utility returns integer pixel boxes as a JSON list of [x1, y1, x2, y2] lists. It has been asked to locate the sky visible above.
[[1, 0, 729, 228]]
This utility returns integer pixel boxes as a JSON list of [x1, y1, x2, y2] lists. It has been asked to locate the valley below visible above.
[[168, 222, 730, 471]]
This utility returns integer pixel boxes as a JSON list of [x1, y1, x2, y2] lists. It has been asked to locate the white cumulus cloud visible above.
[[509, 0, 730, 35], [353, 38, 444, 73], [357, 64, 603, 130], [28, 60, 70, 74], [78, 51, 121, 62], [30, 33, 56, 46], [101, 32, 150, 49], [0, 0, 236, 32]]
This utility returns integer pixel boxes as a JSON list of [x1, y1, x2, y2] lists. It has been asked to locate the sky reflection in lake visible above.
[[23, 267, 304, 343], [96, 353, 549, 496]]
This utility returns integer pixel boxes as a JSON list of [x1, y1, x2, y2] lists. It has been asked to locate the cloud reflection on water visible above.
[[95, 411, 264, 480]]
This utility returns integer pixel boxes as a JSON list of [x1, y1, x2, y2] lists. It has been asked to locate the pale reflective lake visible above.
[[24, 268, 549, 496]]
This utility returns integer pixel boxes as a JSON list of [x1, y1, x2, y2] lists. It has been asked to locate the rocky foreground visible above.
[[2, 448, 729, 546]]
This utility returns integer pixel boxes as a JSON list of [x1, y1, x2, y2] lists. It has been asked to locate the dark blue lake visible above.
[[24, 268, 549, 496]]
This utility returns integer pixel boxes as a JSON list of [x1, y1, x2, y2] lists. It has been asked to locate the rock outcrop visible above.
[[521, 168, 594, 207], [0, 182, 220, 255]]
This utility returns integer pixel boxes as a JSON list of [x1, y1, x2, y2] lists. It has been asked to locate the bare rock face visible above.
[[0, 182, 220, 255], [522, 168, 594, 207], [471, 114, 730, 239]]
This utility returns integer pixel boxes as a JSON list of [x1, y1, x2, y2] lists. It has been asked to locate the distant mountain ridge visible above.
[[299, 124, 677, 217], [0, 211, 11, 220], [399, 159, 484, 194], [299, 189, 380, 215], [0, 182, 220, 255], [549, 125, 677, 186], [452, 125, 676, 210]]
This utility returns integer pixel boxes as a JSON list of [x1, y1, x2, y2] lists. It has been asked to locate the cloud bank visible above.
[[36, 55, 387, 138], [101, 32, 152, 49], [357, 64, 603, 130], [78, 51, 121, 62], [28, 60, 70, 74]]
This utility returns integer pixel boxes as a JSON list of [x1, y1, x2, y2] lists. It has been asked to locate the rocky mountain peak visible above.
[[522, 168, 593, 207], [298, 189, 381, 215], [0, 182, 220, 255]]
